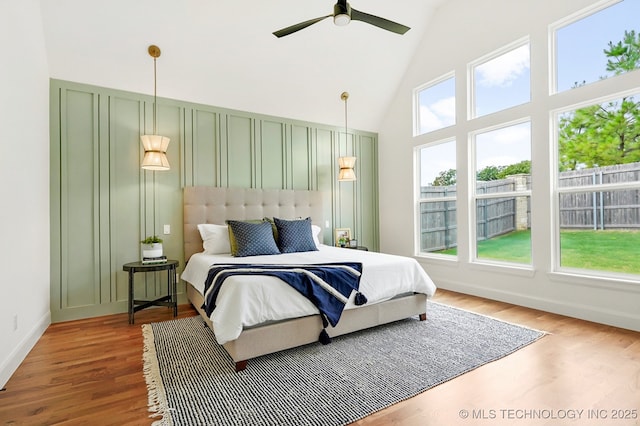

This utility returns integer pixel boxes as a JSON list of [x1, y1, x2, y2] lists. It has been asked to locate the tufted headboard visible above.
[[183, 186, 324, 262]]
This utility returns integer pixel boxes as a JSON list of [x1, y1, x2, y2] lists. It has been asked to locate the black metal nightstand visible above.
[[123, 260, 178, 324], [342, 245, 369, 251]]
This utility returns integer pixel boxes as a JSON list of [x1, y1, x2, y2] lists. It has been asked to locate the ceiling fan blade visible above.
[[350, 8, 410, 35], [273, 15, 332, 38]]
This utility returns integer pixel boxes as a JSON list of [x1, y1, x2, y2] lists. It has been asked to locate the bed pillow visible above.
[[226, 220, 280, 257], [226, 219, 264, 256], [311, 224, 322, 247], [197, 224, 231, 254], [263, 217, 279, 242], [265, 217, 322, 247], [273, 217, 318, 253]]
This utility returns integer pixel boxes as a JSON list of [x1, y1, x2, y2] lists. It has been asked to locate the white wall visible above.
[[0, 0, 51, 388], [379, 0, 640, 332]]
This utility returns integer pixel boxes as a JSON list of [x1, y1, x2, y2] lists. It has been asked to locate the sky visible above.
[[556, 0, 640, 91], [419, 0, 639, 186]]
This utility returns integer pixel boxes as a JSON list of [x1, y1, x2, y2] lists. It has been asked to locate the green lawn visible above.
[[436, 229, 640, 274]]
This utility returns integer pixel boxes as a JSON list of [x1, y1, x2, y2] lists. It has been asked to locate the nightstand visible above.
[[342, 245, 368, 251], [123, 260, 178, 324]]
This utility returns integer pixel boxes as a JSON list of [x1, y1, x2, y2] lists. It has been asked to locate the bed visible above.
[[181, 186, 437, 371]]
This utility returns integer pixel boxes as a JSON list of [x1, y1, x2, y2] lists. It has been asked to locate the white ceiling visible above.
[[40, 0, 444, 132]]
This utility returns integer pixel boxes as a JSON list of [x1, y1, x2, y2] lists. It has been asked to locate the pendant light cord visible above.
[[153, 56, 157, 135], [344, 96, 348, 136]]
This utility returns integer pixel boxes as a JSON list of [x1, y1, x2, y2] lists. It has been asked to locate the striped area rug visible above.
[[142, 301, 544, 425]]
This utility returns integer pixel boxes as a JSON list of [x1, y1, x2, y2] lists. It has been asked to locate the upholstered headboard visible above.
[[183, 186, 324, 262]]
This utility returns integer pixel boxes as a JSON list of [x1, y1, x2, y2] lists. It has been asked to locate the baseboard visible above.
[[0, 311, 51, 389], [437, 279, 640, 333]]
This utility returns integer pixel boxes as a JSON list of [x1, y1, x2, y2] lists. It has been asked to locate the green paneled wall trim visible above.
[[50, 79, 379, 322]]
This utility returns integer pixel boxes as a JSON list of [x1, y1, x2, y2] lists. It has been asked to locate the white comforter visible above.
[[181, 245, 437, 344]]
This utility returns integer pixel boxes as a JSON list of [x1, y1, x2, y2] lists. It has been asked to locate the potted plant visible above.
[[141, 235, 163, 258]]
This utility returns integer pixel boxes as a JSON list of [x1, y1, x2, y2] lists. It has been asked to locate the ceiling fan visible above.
[[273, 0, 410, 38]]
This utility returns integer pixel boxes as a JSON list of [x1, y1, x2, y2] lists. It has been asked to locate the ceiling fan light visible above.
[[334, 14, 350, 26]]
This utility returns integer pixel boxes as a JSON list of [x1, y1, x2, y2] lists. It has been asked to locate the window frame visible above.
[[411, 0, 640, 286], [468, 118, 533, 267], [414, 138, 458, 258], [548, 0, 625, 96], [413, 72, 456, 137], [468, 36, 531, 120], [551, 88, 640, 280]]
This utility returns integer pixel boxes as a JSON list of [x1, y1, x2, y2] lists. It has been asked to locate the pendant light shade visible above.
[[338, 91, 356, 182], [338, 156, 357, 181], [141, 135, 170, 170], [141, 45, 170, 171]]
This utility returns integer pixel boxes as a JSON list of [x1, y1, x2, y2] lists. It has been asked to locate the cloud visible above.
[[476, 45, 530, 88], [420, 96, 455, 133], [476, 123, 531, 168], [420, 141, 457, 185]]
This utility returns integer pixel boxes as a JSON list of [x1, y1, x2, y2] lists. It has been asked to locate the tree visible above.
[[476, 161, 531, 181], [432, 168, 456, 186], [558, 30, 640, 171], [604, 30, 640, 74], [476, 165, 502, 181], [498, 160, 531, 178], [431, 160, 532, 186]]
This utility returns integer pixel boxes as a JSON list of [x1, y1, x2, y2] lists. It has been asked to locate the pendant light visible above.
[[141, 45, 170, 171], [338, 91, 356, 181]]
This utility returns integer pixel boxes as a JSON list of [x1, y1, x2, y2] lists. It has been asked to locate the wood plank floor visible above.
[[1, 289, 638, 426]]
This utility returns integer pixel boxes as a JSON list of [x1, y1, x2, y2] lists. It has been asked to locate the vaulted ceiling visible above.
[[40, 0, 444, 132]]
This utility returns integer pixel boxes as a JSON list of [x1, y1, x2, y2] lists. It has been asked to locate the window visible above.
[[416, 140, 457, 255], [473, 121, 532, 264], [414, 74, 456, 136], [471, 41, 530, 118], [555, 93, 640, 276], [412, 1, 640, 284], [554, 0, 640, 93]]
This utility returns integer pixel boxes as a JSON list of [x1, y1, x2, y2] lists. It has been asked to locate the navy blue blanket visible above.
[[202, 263, 367, 338]]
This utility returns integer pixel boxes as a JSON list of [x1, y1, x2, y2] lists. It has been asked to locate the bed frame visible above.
[[183, 186, 427, 371]]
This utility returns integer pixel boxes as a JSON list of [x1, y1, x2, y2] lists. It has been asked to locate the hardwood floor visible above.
[[1, 290, 639, 426]]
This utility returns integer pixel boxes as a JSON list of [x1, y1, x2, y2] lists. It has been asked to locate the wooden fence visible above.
[[558, 163, 640, 230], [420, 162, 640, 251]]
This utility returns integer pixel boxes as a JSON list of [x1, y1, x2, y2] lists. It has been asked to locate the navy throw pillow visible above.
[[274, 217, 318, 253], [226, 220, 280, 257]]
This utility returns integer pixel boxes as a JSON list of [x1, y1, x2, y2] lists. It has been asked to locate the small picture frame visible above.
[[349, 239, 358, 248], [334, 228, 352, 246]]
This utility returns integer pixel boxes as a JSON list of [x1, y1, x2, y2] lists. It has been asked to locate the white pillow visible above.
[[312, 225, 322, 247], [197, 224, 231, 254]]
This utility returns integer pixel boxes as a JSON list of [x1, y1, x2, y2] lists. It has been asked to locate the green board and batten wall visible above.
[[50, 79, 379, 322]]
